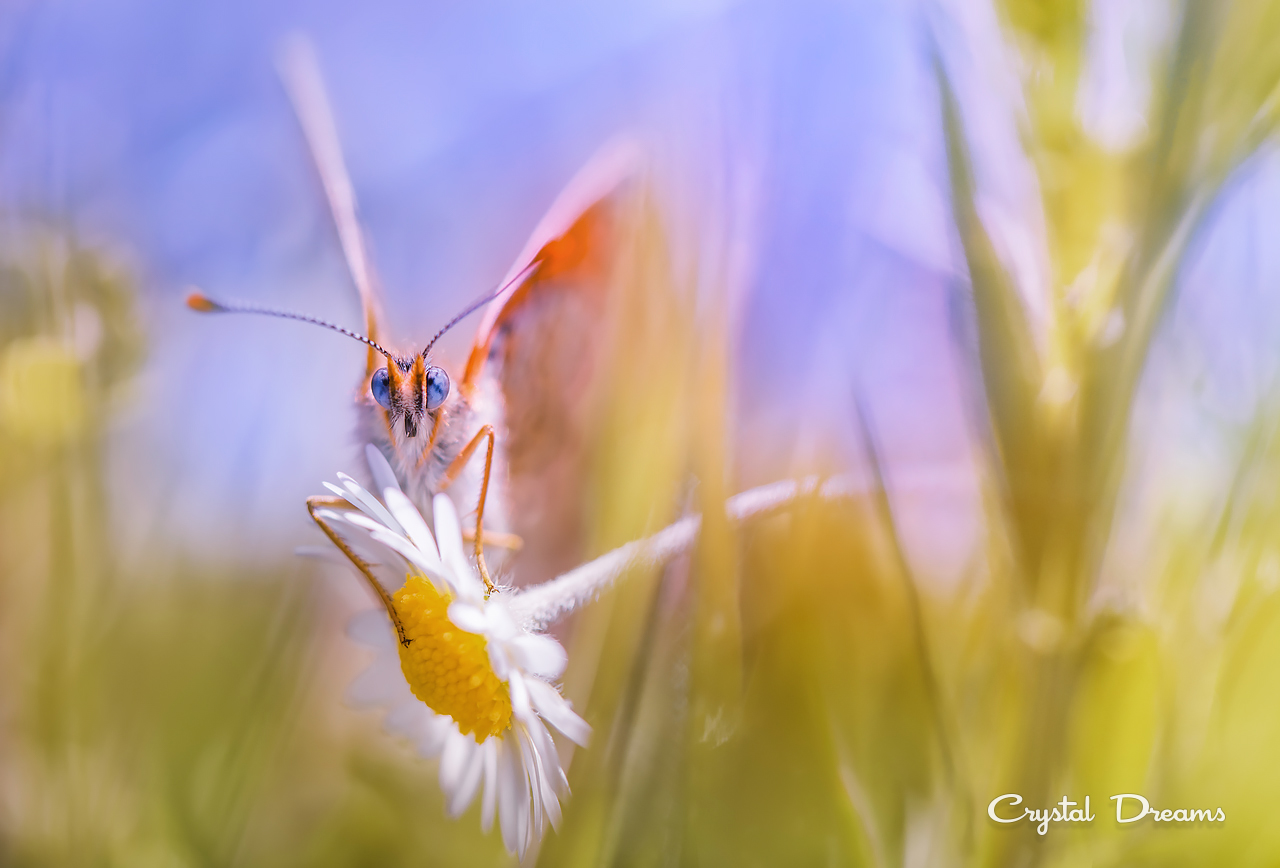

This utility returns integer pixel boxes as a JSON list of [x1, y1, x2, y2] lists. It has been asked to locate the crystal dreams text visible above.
[[987, 794, 1225, 835]]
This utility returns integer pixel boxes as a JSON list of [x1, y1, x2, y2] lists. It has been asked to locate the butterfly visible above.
[[188, 37, 639, 643]]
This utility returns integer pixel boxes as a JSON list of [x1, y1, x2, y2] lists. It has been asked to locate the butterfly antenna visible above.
[[186, 289, 391, 357], [421, 261, 539, 358]]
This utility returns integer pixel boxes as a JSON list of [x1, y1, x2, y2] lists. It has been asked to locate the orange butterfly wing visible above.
[[464, 141, 642, 585], [462, 140, 640, 392]]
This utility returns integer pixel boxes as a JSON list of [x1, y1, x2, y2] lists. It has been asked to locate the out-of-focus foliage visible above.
[[926, 0, 1280, 865]]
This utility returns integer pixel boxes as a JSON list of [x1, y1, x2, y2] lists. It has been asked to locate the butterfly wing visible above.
[[464, 141, 643, 585], [462, 139, 641, 393]]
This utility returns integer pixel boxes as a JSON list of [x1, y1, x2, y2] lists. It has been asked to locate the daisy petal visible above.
[[432, 494, 472, 582], [449, 742, 486, 818], [321, 481, 393, 535], [346, 609, 395, 650], [337, 511, 390, 535], [525, 713, 569, 795], [510, 633, 567, 679], [487, 642, 512, 681], [365, 527, 452, 588], [446, 601, 488, 634], [508, 671, 534, 724], [516, 760, 533, 860], [346, 658, 412, 708], [322, 480, 351, 500], [312, 508, 348, 525], [516, 727, 543, 836], [365, 444, 402, 497], [336, 474, 406, 536], [480, 739, 499, 833], [525, 677, 592, 747], [383, 486, 441, 563], [497, 738, 525, 855], [544, 787, 563, 832], [439, 730, 472, 797], [327, 517, 402, 571], [483, 599, 522, 641], [416, 716, 454, 759], [340, 536, 404, 594], [528, 724, 563, 829], [383, 700, 428, 737]]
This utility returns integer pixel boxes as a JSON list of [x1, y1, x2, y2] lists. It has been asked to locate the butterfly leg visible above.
[[462, 527, 524, 551], [307, 495, 411, 646], [439, 424, 498, 596]]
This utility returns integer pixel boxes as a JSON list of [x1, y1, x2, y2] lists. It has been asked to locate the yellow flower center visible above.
[[393, 575, 512, 741]]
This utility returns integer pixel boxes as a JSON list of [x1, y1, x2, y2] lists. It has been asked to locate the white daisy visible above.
[[314, 447, 590, 858], [311, 448, 855, 855]]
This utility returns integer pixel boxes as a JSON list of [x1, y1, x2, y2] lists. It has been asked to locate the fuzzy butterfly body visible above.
[[356, 346, 509, 551], [349, 141, 637, 585]]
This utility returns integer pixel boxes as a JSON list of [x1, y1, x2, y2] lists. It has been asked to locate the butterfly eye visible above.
[[425, 365, 450, 411], [371, 367, 392, 410]]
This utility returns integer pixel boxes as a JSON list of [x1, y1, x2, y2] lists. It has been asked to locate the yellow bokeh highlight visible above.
[[0, 338, 85, 444], [393, 575, 511, 741]]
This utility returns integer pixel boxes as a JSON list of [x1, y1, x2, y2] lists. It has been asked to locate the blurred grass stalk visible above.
[[929, 0, 1280, 865]]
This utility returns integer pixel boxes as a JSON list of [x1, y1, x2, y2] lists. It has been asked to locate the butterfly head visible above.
[[185, 288, 482, 443], [369, 353, 450, 439]]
